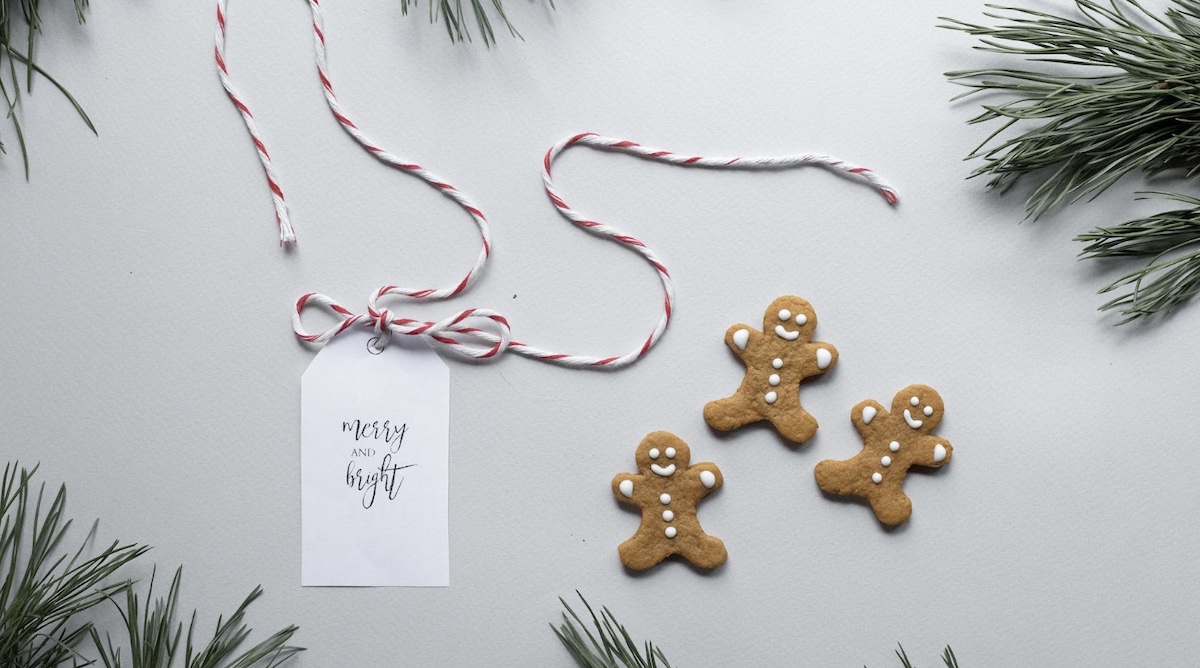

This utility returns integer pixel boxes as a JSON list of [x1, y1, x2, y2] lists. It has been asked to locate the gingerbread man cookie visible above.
[[814, 384, 952, 526], [611, 431, 726, 570], [704, 296, 838, 443]]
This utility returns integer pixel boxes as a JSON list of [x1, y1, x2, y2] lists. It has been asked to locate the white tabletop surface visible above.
[[4, 1, 1197, 665]]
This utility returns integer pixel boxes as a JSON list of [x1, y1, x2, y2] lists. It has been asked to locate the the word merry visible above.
[[342, 419, 408, 453]]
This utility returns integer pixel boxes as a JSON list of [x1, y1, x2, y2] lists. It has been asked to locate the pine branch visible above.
[[555, 593, 958, 668], [399, 0, 554, 46], [0, 462, 149, 668], [943, 0, 1200, 321], [0, 0, 95, 178]]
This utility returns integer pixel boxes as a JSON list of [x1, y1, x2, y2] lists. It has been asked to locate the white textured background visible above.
[[4, 0, 1198, 665]]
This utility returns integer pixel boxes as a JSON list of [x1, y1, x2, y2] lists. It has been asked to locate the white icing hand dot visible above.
[[733, 329, 750, 350], [862, 406, 877, 424], [700, 470, 717, 489], [934, 444, 947, 463], [816, 348, 832, 370], [619, 480, 634, 498]]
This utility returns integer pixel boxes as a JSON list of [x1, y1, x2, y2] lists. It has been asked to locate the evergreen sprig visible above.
[[91, 567, 303, 668], [0, 0, 96, 177], [399, 0, 554, 46], [553, 593, 959, 668], [0, 462, 148, 668], [942, 0, 1200, 321]]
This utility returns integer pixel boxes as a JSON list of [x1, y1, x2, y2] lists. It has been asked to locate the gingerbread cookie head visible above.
[[635, 432, 691, 476], [890, 384, 944, 436], [762, 295, 817, 343]]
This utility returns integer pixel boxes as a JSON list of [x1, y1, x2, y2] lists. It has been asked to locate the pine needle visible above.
[[399, 0, 554, 45], [943, 0, 1200, 321]]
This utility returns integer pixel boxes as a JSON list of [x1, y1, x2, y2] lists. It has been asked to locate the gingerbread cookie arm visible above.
[[850, 399, 888, 437], [909, 436, 952, 469], [684, 462, 723, 500], [797, 340, 839, 377], [612, 472, 647, 505], [723, 324, 763, 361]]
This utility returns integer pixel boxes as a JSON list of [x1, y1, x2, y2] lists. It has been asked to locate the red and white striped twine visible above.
[[217, 0, 899, 369]]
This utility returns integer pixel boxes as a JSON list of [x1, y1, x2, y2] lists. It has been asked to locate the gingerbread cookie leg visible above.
[[764, 392, 819, 443], [618, 531, 674, 571], [678, 533, 727, 570], [703, 393, 763, 432]]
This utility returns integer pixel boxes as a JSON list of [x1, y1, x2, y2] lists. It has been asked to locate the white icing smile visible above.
[[775, 325, 800, 341], [903, 409, 923, 429], [651, 463, 676, 477]]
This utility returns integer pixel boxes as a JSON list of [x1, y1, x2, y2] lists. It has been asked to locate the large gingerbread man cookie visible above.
[[703, 295, 838, 443], [611, 431, 726, 570], [814, 384, 953, 526]]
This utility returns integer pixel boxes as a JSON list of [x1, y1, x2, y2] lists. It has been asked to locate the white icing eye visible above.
[[778, 309, 792, 320], [795, 313, 807, 325], [911, 396, 920, 406], [772, 358, 783, 369], [665, 447, 676, 458], [923, 405, 934, 416], [649, 448, 660, 459]]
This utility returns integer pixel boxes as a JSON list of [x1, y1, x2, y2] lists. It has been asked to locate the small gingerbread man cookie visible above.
[[611, 431, 726, 570], [704, 296, 838, 443], [814, 384, 952, 526]]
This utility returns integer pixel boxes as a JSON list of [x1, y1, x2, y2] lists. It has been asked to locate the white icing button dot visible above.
[[768, 373, 780, 386], [778, 309, 792, 320], [660, 493, 671, 505], [662, 510, 674, 522], [795, 313, 807, 326], [871, 472, 883, 484], [934, 444, 947, 463], [816, 348, 833, 370], [619, 480, 634, 498], [772, 358, 784, 369], [649, 448, 660, 459], [923, 405, 934, 417], [665, 447, 676, 458], [733, 328, 750, 350], [764, 391, 778, 404], [881, 456, 892, 467], [699, 470, 717, 489], [862, 406, 877, 424], [911, 396, 920, 406], [665, 527, 677, 539], [889, 440, 900, 452]]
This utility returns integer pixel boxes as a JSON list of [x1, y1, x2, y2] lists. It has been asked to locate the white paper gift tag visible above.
[[300, 330, 450, 587]]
